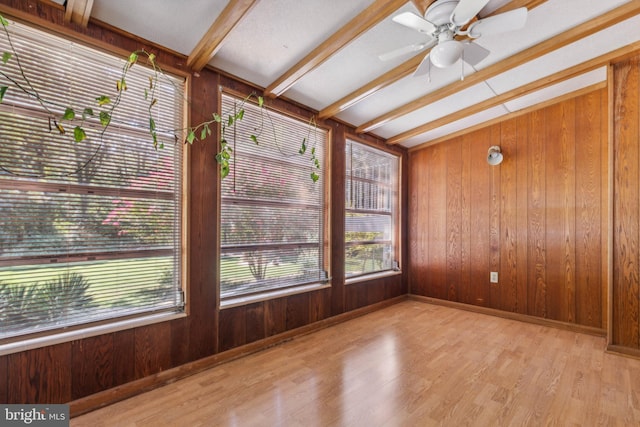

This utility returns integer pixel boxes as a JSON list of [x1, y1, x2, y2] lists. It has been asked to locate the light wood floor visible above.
[[71, 301, 640, 426]]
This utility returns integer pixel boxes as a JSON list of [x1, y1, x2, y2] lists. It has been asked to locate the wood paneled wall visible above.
[[0, 1, 407, 407], [409, 89, 607, 329], [612, 56, 640, 351]]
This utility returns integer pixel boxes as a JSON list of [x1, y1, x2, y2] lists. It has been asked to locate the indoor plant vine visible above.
[[0, 13, 320, 181]]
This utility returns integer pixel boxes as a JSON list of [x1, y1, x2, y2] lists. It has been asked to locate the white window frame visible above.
[[0, 18, 187, 353], [218, 91, 329, 305], [345, 138, 401, 283]]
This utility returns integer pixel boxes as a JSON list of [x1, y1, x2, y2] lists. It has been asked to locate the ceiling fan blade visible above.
[[467, 7, 528, 38], [379, 40, 434, 61], [392, 12, 437, 34], [413, 53, 432, 77], [450, 0, 491, 26], [461, 42, 490, 66]]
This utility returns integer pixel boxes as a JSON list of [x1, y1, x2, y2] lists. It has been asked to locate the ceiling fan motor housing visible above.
[[425, 0, 460, 26]]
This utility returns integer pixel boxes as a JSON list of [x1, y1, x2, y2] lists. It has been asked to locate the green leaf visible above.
[[128, 52, 138, 64], [213, 113, 221, 123], [159, 142, 164, 149], [149, 117, 156, 132], [152, 132, 158, 149], [82, 108, 94, 119], [299, 138, 306, 155], [1, 52, 10, 64], [186, 129, 196, 144], [0, 14, 8, 27], [311, 147, 316, 155], [96, 95, 111, 106], [144, 89, 149, 100], [258, 96, 264, 107], [221, 163, 230, 179], [73, 126, 87, 142], [215, 153, 224, 164], [200, 126, 208, 140], [227, 115, 233, 126], [221, 150, 231, 160], [0, 86, 7, 103], [250, 134, 258, 144], [236, 109, 244, 120], [99, 111, 111, 126], [148, 53, 156, 63], [311, 171, 319, 183], [62, 107, 75, 121]]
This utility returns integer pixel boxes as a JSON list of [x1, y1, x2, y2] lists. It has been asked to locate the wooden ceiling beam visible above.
[[387, 40, 640, 145], [264, 0, 407, 98], [410, 0, 435, 16], [64, 0, 94, 27], [320, 0, 547, 121], [187, 0, 258, 71], [356, 0, 640, 134]]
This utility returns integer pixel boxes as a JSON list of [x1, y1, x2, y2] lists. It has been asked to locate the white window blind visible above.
[[220, 93, 327, 299], [0, 20, 184, 340], [345, 140, 399, 278]]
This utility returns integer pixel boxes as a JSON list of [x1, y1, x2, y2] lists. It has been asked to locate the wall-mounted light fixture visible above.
[[487, 145, 503, 166]]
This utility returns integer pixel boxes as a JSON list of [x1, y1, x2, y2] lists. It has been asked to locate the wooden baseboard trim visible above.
[[409, 295, 606, 337], [69, 295, 407, 417], [606, 344, 640, 360]]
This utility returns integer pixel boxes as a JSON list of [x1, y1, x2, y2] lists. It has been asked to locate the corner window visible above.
[[0, 21, 185, 341], [219, 93, 328, 300], [345, 139, 399, 279]]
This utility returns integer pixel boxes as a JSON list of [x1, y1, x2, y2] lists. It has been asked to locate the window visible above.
[[345, 139, 399, 279], [220, 93, 328, 300], [0, 21, 185, 342]]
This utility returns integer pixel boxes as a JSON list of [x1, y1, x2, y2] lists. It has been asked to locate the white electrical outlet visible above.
[[490, 272, 498, 283]]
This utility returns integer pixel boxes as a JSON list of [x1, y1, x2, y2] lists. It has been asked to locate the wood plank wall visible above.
[[612, 56, 640, 351], [408, 88, 607, 329], [0, 1, 407, 406]]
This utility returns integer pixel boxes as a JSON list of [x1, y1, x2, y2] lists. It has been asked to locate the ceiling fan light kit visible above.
[[383, 0, 529, 76]]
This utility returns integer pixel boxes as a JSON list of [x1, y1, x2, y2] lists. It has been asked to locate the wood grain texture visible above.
[[446, 139, 462, 301], [612, 57, 640, 348], [427, 144, 447, 300], [0, 355, 7, 403], [72, 300, 639, 427], [515, 115, 529, 315], [500, 119, 518, 312], [575, 90, 603, 327], [219, 306, 247, 352], [188, 68, 220, 361], [408, 90, 605, 328], [8, 344, 72, 403], [469, 127, 492, 307], [544, 100, 576, 323], [134, 323, 172, 379], [489, 126, 501, 309], [527, 108, 547, 318], [459, 135, 472, 305], [71, 335, 114, 400]]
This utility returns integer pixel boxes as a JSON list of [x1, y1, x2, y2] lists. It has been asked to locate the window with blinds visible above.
[[345, 139, 399, 279], [0, 20, 184, 341], [220, 93, 327, 300]]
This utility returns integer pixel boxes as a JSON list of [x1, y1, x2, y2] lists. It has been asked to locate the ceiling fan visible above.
[[380, 0, 528, 77]]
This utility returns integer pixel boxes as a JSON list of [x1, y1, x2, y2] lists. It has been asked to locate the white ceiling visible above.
[[80, 0, 639, 149]]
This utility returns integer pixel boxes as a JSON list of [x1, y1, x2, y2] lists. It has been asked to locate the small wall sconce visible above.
[[487, 145, 503, 166]]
